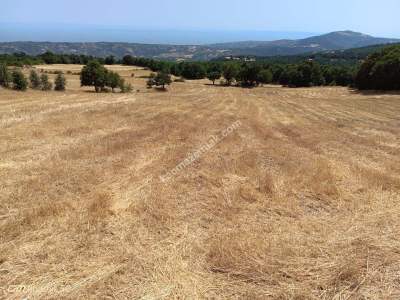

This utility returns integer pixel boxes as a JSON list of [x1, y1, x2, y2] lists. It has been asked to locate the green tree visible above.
[[257, 69, 273, 86], [147, 71, 172, 90], [105, 55, 116, 65], [207, 71, 221, 85], [355, 45, 400, 90], [12, 69, 28, 91], [122, 55, 135, 65], [237, 63, 261, 87], [29, 70, 41, 89], [279, 61, 325, 87], [223, 63, 239, 86], [322, 66, 354, 86], [39, 51, 59, 64], [0, 64, 11, 88], [40, 74, 53, 91], [80, 61, 109, 92], [181, 63, 206, 80], [54, 72, 67, 91], [107, 71, 122, 92], [147, 73, 156, 88], [279, 66, 300, 87]]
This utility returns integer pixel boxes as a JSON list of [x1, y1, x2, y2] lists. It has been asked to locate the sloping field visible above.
[[1, 66, 400, 299]]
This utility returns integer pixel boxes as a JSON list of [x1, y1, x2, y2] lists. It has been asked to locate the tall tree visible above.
[[80, 61, 108, 92]]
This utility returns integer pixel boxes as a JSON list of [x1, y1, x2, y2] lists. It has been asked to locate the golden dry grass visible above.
[[1, 65, 400, 299]]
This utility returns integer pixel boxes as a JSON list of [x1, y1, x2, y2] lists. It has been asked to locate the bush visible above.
[[29, 70, 41, 89], [120, 82, 133, 93], [54, 72, 67, 91], [40, 74, 53, 91], [0, 64, 11, 88], [12, 69, 28, 91]]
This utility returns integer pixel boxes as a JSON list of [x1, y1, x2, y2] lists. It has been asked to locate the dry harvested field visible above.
[[1, 65, 400, 299]]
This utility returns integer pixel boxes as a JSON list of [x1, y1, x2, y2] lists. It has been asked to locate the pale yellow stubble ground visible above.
[[1, 65, 400, 299]]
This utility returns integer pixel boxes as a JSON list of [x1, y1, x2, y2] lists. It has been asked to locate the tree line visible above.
[[0, 65, 66, 91], [121, 55, 355, 88], [1, 44, 399, 91]]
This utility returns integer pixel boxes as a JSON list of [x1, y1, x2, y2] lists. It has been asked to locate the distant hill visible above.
[[219, 43, 400, 66], [210, 31, 400, 57], [0, 31, 398, 61]]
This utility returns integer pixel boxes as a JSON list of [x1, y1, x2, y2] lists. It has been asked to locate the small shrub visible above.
[[12, 69, 28, 91], [40, 74, 53, 91], [29, 70, 41, 89], [120, 80, 133, 93], [54, 72, 67, 91]]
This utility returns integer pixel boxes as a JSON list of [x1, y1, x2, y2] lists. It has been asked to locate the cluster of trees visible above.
[[162, 60, 352, 88], [0, 64, 66, 91], [29, 70, 66, 91], [354, 45, 400, 90], [278, 61, 325, 87], [80, 60, 132, 92]]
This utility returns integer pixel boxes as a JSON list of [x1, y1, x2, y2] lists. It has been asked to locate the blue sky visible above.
[[1, 0, 399, 38]]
